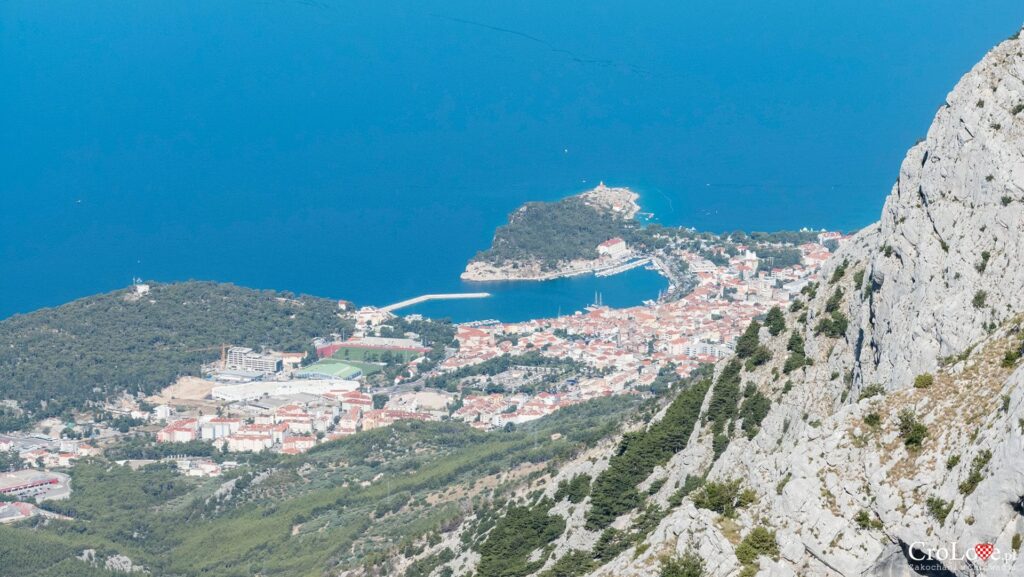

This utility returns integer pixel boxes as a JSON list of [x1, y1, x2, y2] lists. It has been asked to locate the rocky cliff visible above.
[[411, 28, 1024, 577], [857, 27, 1024, 391]]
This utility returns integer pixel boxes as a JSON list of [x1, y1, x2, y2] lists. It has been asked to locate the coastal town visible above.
[[0, 220, 845, 520]]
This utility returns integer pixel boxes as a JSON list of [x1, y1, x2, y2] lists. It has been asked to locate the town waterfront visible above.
[[3, 0, 1021, 320]]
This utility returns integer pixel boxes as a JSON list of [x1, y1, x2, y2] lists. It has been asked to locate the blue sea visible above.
[[2, 1, 1021, 322]]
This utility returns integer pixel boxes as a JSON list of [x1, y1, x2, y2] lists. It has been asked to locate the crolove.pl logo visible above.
[[908, 541, 1018, 572]]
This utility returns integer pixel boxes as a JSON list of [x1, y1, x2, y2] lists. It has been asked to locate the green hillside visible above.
[[0, 281, 352, 419], [2, 396, 641, 577], [473, 196, 641, 268]]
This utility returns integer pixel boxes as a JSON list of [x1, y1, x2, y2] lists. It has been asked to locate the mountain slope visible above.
[[417, 28, 1024, 577], [856, 27, 1024, 389], [0, 397, 642, 577]]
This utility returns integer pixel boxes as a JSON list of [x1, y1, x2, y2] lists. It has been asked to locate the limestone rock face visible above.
[[853, 30, 1024, 390], [584, 29, 1024, 577], [426, 29, 1024, 577]]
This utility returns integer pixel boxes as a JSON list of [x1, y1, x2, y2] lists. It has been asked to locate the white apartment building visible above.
[[226, 347, 282, 374]]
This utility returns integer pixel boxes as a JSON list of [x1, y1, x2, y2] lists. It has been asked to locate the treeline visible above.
[[755, 247, 803, 269], [705, 357, 773, 460], [586, 376, 712, 530], [0, 525, 124, 577], [0, 407, 31, 433], [474, 196, 640, 268], [0, 281, 353, 420], [476, 499, 565, 577], [103, 437, 220, 461], [730, 230, 823, 245], [377, 316, 457, 353], [424, 352, 583, 392]]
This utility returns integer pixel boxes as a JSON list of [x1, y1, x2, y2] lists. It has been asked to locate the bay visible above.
[[1, 0, 1020, 321]]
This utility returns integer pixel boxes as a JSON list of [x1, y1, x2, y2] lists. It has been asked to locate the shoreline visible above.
[[460, 255, 655, 283], [462, 183, 645, 282]]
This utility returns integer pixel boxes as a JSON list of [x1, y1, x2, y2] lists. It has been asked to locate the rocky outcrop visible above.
[[853, 30, 1024, 390], [428, 27, 1024, 577]]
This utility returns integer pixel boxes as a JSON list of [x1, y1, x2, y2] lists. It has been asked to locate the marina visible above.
[[594, 257, 651, 277]]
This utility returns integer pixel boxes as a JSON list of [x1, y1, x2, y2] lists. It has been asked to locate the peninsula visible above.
[[461, 183, 644, 281]]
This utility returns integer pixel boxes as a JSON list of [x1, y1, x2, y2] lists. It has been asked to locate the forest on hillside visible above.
[[471, 190, 833, 272], [0, 282, 352, 420], [472, 196, 641, 268]]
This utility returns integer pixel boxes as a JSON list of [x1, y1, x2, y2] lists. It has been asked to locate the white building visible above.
[[152, 405, 172, 421], [199, 418, 242, 440], [225, 347, 282, 374], [688, 258, 718, 274], [597, 237, 628, 259]]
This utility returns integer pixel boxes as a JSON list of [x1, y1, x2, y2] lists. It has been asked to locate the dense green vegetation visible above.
[[735, 322, 771, 370], [958, 449, 992, 495], [756, 247, 803, 270], [764, 307, 786, 336], [553, 474, 591, 504], [476, 499, 565, 577], [102, 437, 220, 461], [858, 383, 885, 400], [815, 310, 849, 338], [691, 479, 756, 518], [660, 551, 705, 577], [425, 352, 584, 393], [0, 282, 352, 421], [735, 526, 778, 577], [403, 548, 455, 577], [730, 230, 823, 246], [473, 196, 641, 268], [377, 316, 458, 376], [2, 397, 640, 577], [0, 449, 22, 472], [515, 485, 682, 575], [738, 383, 771, 440], [705, 360, 742, 460], [926, 496, 954, 524], [783, 331, 810, 373], [855, 509, 883, 530], [898, 409, 929, 449], [702, 361, 772, 450], [0, 407, 32, 433], [538, 550, 596, 577], [0, 525, 125, 577], [586, 374, 711, 530], [913, 373, 934, 389], [829, 259, 849, 284]]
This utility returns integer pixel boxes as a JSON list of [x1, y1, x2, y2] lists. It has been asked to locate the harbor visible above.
[[594, 257, 651, 277]]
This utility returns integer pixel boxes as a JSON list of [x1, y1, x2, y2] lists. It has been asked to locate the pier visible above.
[[381, 292, 492, 313], [594, 257, 651, 277]]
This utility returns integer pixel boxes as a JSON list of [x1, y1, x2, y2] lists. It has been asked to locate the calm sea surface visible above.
[[2, 1, 1021, 322]]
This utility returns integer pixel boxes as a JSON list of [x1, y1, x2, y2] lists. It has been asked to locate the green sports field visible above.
[[296, 359, 365, 380]]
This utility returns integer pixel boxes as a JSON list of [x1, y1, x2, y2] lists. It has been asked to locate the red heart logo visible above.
[[975, 543, 994, 561]]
